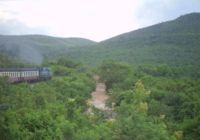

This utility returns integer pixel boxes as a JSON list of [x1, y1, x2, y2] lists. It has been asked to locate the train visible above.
[[0, 67, 52, 83]]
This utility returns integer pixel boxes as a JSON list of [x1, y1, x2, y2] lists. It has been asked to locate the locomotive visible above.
[[0, 67, 52, 83]]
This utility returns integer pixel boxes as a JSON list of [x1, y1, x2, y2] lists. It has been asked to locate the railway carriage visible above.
[[0, 67, 52, 83]]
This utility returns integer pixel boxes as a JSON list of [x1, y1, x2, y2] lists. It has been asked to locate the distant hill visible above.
[[0, 13, 200, 67], [66, 13, 200, 66], [0, 35, 96, 65]]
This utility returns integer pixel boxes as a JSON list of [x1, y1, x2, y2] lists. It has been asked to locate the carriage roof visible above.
[[0, 68, 39, 72]]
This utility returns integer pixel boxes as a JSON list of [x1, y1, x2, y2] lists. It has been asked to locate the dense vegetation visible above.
[[98, 61, 200, 140], [1, 59, 199, 140], [0, 59, 100, 140]]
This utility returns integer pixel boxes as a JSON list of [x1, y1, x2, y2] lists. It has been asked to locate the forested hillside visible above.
[[0, 13, 200, 67], [0, 35, 96, 65], [66, 13, 200, 66]]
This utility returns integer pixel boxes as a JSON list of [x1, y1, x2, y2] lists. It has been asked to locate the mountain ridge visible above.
[[65, 12, 200, 66], [101, 13, 200, 43], [0, 12, 200, 66], [0, 34, 97, 65]]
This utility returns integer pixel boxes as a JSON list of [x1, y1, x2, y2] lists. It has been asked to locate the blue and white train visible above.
[[0, 67, 52, 83]]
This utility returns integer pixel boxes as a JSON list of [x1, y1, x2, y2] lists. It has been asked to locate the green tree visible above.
[[99, 60, 132, 89], [114, 81, 175, 140]]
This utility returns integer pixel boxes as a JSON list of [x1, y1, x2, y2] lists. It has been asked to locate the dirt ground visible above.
[[87, 76, 110, 111]]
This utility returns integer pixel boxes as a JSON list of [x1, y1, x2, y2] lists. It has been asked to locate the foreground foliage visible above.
[[0, 59, 200, 140], [99, 61, 200, 140]]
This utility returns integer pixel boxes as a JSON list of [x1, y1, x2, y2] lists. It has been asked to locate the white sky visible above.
[[0, 0, 200, 41]]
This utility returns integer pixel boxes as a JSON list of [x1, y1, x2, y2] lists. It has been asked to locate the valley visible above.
[[0, 13, 200, 140]]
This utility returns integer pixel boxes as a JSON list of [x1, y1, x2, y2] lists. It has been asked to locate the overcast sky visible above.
[[0, 0, 200, 41]]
